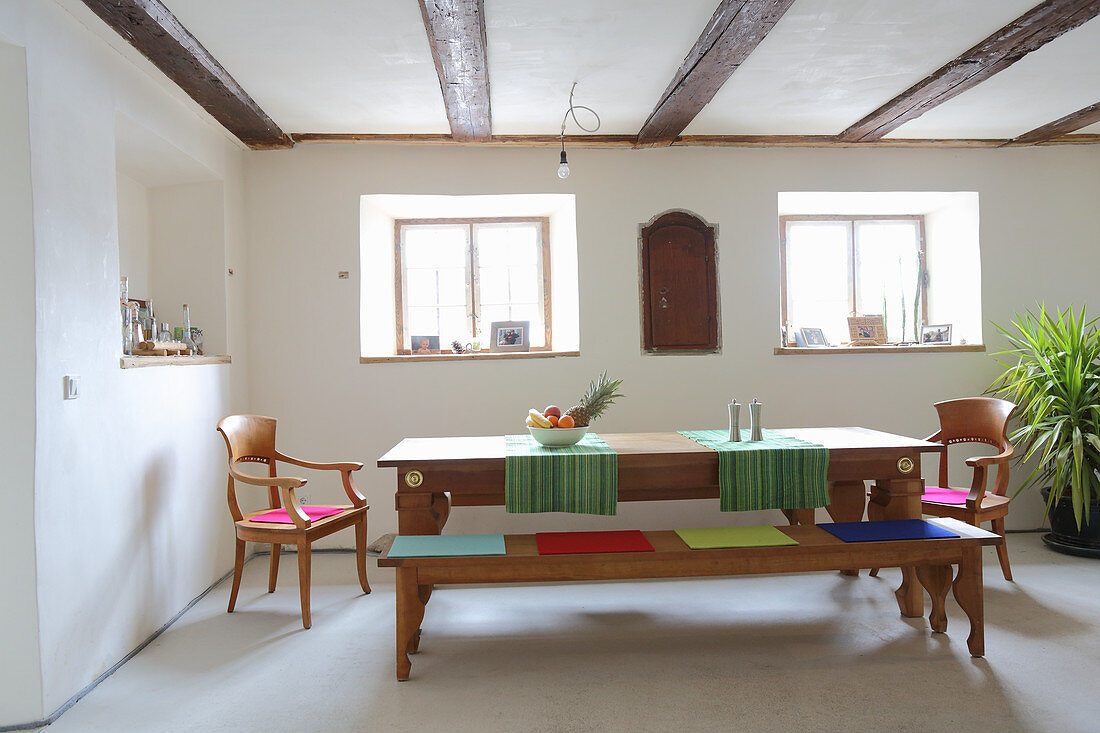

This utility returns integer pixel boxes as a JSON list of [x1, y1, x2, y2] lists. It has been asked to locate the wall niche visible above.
[[115, 115, 228, 362], [638, 210, 719, 354]]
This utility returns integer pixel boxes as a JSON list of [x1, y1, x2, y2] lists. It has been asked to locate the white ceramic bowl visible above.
[[527, 426, 588, 447]]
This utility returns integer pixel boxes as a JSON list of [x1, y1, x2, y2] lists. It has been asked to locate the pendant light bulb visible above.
[[557, 147, 570, 179]]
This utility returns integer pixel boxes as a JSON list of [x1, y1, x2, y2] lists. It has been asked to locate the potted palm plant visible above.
[[989, 305, 1100, 557]]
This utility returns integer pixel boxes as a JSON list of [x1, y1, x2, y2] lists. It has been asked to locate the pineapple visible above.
[[565, 371, 624, 427]]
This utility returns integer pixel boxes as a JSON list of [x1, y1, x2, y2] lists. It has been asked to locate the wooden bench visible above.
[[377, 518, 1000, 680]]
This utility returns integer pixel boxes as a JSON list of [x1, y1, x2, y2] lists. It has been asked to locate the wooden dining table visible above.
[[377, 427, 945, 616]]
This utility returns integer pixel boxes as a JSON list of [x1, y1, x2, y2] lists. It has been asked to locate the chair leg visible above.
[[355, 515, 372, 594], [228, 538, 246, 613], [990, 517, 1013, 581], [297, 540, 312, 629], [268, 543, 281, 593]]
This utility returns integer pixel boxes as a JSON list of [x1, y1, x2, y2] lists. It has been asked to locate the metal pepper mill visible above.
[[727, 399, 741, 442], [749, 398, 763, 441]]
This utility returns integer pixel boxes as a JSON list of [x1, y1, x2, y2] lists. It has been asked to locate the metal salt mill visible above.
[[727, 399, 741, 442], [749, 398, 763, 441]]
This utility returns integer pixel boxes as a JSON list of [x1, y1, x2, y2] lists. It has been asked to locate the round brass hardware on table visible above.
[[897, 457, 915, 474], [404, 470, 424, 488]]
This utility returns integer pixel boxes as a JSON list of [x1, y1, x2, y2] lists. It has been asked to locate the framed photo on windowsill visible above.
[[847, 315, 887, 345], [489, 321, 530, 353], [921, 324, 953, 345], [410, 335, 440, 355], [798, 327, 829, 347]]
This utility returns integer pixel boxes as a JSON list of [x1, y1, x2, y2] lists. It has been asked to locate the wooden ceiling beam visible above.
[[1005, 101, 1100, 145], [418, 0, 491, 141], [839, 0, 1100, 142], [80, 0, 292, 150], [636, 0, 797, 146]]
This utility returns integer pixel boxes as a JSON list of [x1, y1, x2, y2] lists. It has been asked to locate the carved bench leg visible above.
[[952, 547, 985, 657], [396, 567, 426, 681], [916, 564, 952, 633]]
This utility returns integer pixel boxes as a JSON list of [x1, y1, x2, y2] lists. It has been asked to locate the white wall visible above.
[[116, 173, 152, 299], [0, 36, 45, 724], [0, 0, 250, 721], [245, 143, 1100, 546]]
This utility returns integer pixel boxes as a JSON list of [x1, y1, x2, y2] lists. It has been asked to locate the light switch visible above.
[[64, 375, 80, 400]]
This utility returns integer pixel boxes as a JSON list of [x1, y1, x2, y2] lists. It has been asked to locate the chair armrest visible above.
[[229, 466, 311, 528], [275, 451, 364, 473], [965, 446, 1014, 468], [965, 464, 988, 511], [230, 465, 307, 490]]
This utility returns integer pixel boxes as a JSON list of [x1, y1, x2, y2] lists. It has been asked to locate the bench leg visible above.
[[396, 567, 426, 681], [952, 547, 985, 657], [827, 481, 866, 575], [916, 564, 952, 633]]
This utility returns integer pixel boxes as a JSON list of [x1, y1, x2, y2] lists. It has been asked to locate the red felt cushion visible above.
[[535, 530, 654, 555], [922, 486, 970, 505], [250, 505, 346, 524]]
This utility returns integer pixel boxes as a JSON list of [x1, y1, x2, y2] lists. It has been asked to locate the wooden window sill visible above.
[[360, 350, 580, 364], [120, 355, 232, 368], [774, 344, 985, 355]]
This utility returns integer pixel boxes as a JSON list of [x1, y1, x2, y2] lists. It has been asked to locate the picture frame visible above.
[[921, 324, 953, 345], [847, 315, 887, 345], [489, 320, 530, 353], [798, 327, 829, 348], [410, 335, 440, 355]]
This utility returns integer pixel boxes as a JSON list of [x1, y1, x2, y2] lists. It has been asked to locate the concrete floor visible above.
[[46, 533, 1098, 733]]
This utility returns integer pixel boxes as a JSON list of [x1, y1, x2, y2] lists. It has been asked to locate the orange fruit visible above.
[[547, 415, 559, 427], [558, 415, 575, 428]]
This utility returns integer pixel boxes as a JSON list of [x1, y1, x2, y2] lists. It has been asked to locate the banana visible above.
[[525, 415, 538, 427], [527, 409, 553, 428]]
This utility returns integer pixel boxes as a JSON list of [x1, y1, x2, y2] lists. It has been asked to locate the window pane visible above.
[[476, 223, 538, 266], [786, 222, 850, 345], [478, 305, 510, 339], [405, 269, 438, 306], [436, 267, 467, 306], [511, 304, 544, 347], [407, 306, 438, 336], [403, 225, 467, 269], [509, 266, 539, 304], [855, 221, 920, 342], [478, 266, 511, 304], [438, 306, 469, 344]]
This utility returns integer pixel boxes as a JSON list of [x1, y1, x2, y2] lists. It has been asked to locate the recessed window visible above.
[[781, 216, 926, 345], [394, 218, 550, 352], [359, 194, 579, 361], [777, 192, 983, 351]]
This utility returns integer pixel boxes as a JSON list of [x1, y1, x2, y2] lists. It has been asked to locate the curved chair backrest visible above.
[[217, 414, 281, 519], [931, 397, 1016, 495]]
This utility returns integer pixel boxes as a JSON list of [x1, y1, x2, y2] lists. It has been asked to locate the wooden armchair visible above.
[[217, 414, 370, 628], [870, 397, 1016, 580]]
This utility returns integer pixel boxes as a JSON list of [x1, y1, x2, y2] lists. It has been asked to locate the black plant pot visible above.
[[1041, 487, 1100, 558]]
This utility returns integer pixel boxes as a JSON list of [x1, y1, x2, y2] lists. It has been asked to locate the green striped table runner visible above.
[[505, 433, 618, 515], [678, 429, 829, 512]]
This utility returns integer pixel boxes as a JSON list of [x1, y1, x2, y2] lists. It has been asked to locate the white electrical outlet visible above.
[[298, 494, 308, 505], [64, 375, 80, 400]]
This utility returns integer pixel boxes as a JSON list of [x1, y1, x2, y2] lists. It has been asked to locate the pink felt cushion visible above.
[[922, 486, 969, 505], [250, 505, 346, 524]]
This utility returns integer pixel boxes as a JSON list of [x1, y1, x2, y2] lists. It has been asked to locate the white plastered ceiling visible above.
[[152, 0, 1099, 139]]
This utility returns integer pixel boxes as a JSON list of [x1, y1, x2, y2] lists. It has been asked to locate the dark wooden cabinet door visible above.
[[640, 212, 718, 352]]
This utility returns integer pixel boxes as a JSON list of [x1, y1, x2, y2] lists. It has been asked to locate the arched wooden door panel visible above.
[[639, 212, 719, 352]]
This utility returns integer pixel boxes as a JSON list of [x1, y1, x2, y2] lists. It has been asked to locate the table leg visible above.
[[396, 491, 451, 535], [827, 481, 867, 575], [952, 547, 985, 657], [396, 567, 426, 681], [871, 478, 925, 618], [916, 564, 952, 633]]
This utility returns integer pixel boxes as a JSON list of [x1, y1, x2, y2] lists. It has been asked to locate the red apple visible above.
[[543, 405, 561, 418]]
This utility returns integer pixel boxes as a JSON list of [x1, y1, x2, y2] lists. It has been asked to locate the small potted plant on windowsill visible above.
[[989, 305, 1100, 557]]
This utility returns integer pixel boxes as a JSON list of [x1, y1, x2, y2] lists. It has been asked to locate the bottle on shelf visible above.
[[129, 303, 143, 353], [120, 276, 130, 354], [180, 304, 196, 353], [157, 321, 173, 342], [144, 301, 156, 341]]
